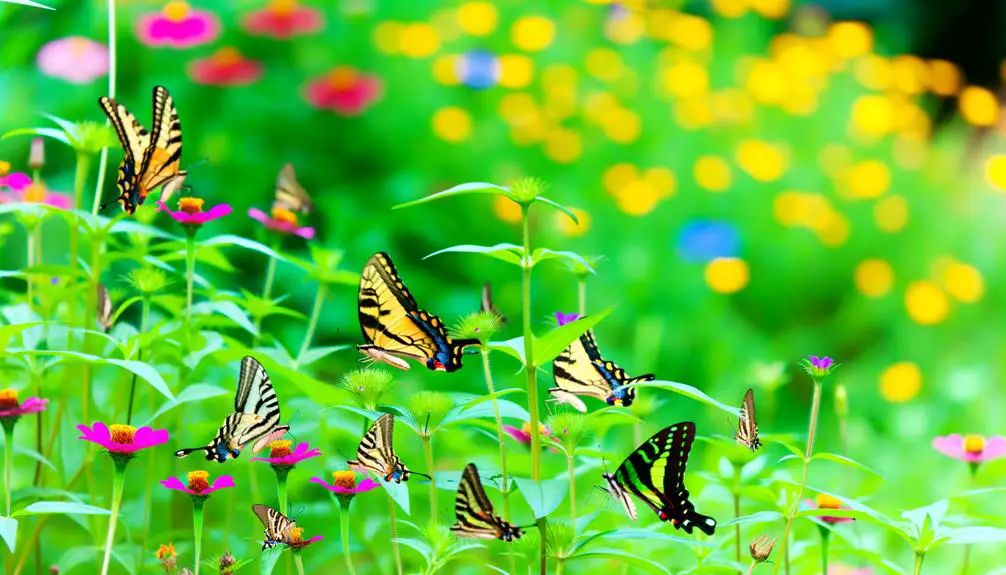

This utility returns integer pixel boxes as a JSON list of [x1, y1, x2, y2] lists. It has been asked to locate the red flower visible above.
[[304, 67, 382, 116], [243, 0, 323, 39], [188, 47, 263, 87]]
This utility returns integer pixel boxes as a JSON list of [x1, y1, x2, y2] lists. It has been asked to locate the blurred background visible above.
[[3, 0, 1006, 572]]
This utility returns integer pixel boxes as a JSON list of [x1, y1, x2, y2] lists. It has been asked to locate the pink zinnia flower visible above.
[[36, 36, 109, 84], [157, 197, 231, 227], [311, 471, 380, 495], [0, 389, 48, 420], [933, 434, 1006, 464], [828, 565, 873, 575], [503, 422, 552, 445], [242, 0, 323, 39], [554, 312, 581, 326], [78, 422, 170, 454], [804, 494, 855, 524], [248, 207, 315, 239], [251, 441, 321, 467], [0, 162, 32, 194], [137, 0, 219, 48], [188, 47, 263, 87], [161, 470, 235, 497], [304, 67, 382, 116], [16, 181, 73, 210]]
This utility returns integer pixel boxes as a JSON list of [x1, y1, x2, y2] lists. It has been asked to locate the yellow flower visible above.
[[269, 440, 294, 458], [854, 259, 893, 297], [187, 470, 210, 493], [270, 206, 298, 225], [959, 86, 998, 127], [109, 424, 137, 445], [904, 281, 949, 325], [156, 542, 176, 560], [964, 435, 986, 454], [432, 107, 472, 143], [333, 470, 357, 490]]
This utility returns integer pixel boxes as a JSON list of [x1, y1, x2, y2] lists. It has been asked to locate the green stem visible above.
[[420, 435, 437, 523], [387, 492, 403, 575], [125, 297, 150, 425], [294, 283, 327, 369], [577, 278, 586, 317], [185, 231, 196, 329], [4, 424, 14, 517], [339, 499, 359, 575], [734, 464, 742, 572], [744, 562, 756, 575], [480, 349, 516, 575], [772, 379, 823, 575], [293, 553, 306, 575], [276, 467, 290, 515], [252, 237, 282, 348], [25, 229, 34, 311], [556, 558, 565, 575], [567, 454, 577, 530], [91, 0, 116, 216], [99, 460, 128, 575], [820, 527, 830, 575], [192, 497, 205, 575], [31, 373, 42, 487], [914, 552, 926, 575]]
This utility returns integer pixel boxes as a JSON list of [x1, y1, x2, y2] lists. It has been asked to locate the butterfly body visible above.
[[551, 330, 653, 409], [358, 252, 479, 372], [451, 463, 524, 541], [735, 388, 762, 451], [605, 422, 716, 536], [99, 86, 186, 214]]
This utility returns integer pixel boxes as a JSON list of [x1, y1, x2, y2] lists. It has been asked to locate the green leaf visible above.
[[192, 301, 257, 336], [1, 126, 67, 143], [392, 182, 510, 210], [202, 234, 286, 261], [532, 248, 595, 273], [16, 501, 110, 516], [513, 476, 568, 519], [531, 307, 614, 366], [442, 395, 529, 426], [944, 526, 1006, 545], [566, 549, 670, 575], [105, 359, 175, 402], [0, 322, 46, 352], [146, 384, 229, 424], [258, 546, 284, 575], [720, 511, 783, 526], [533, 196, 579, 225], [0, 517, 16, 552], [298, 345, 353, 368], [489, 337, 526, 366], [811, 452, 883, 477], [394, 537, 434, 563], [626, 380, 741, 418], [384, 478, 411, 516], [425, 243, 524, 267], [771, 438, 806, 460]]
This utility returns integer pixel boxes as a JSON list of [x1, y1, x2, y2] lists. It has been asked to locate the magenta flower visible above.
[[0, 390, 47, 421], [802, 355, 837, 378], [242, 0, 323, 39], [36, 37, 109, 84], [0, 170, 32, 193], [137, 0, 219, 48], [554, 312, 581, 326], [251, 441, 321, 467], [157, 198, 231, 228], [161, 471, 235, 496], [15, 182, 74, 209], [804, 494, 854, 524], [503, 422, 552, 445], [933, 434, 1006, 464], [304, 67, 382, 116], [249, 207, 315, 239], [78, 422, 169, 454], [188, 47, 263, 87], [828, 566, 873, 575], [311, 471, 381, 495]]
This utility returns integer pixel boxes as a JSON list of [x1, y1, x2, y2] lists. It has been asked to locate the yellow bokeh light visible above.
[[605, 9, 646, 44], [556, 207, 590, 237], [512, 16, 555, 52], [890, 55, 928, 94], [586, 48, 624, 82], [603, 108, 641, 143], [828, 22, 873, 59], [879, 362, 921, 403], [736, 139, 787, 182], [431, 9, 462, 43], [772, 191, 831, 228], [943, 262, 984, 303], [782, 83, 819, 116], [694, 156, 731, 192], [499, 92, 536, 123], [711, 89, 754, 124], [456, 1, 497, 36], [853, 55, 892, 91], [855, 259, 893, 297], [904, 281, 949, 325], [544, 128, 582, 164], [400, 23, 440, 58], [818, 144, 852, 177], [711, 0, 747, 18], [432, 107, 472, 142], [928, 59, 961, 96], [543, 64, 577, 91], [498, 55, 534, 88], [850, 95, 893, 137], [493, 194, 522, 223], [669, 14, 713, 51], [674, 97, 714, 130], [705, 258, 749, 294], [959, 86, 999, 127], [874, 195, 908, 233], [748, 0, 790, 19], [817, 211, 849, 247], [615, 179, 662, 215], [664, 59, 709, 99], [984, 154, 1006, 191], [373, 21, 404, 54], [745, 59, 788, 105], [848, 160, 891, 199], [644, 167, 676, 198], [604, 163, 638, 195], [584, 91, 619, 124], [432, 55, 460, 85]]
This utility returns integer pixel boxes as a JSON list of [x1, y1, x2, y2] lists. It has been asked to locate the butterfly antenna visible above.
[[186, 157, 210, 171], [412, 471, 433, 480]]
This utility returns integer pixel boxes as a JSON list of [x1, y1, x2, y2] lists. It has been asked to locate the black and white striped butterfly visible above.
[[735, 388, 762, 452], [252, 504, 299, 550], [348, 414, 430, 483], [480, 281, 507, 325], [175, 356, 288, 463], [450, 463, 527, 541]]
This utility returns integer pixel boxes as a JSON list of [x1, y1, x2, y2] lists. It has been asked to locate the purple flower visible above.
[[78, 422, 169, 454], [161, 471, 235, 496], [157, 198, 231, 227], [933, 434, 1006, 464], [248, 207, 315, 239], [554, 312, 581, 326], [802, 355, 837, 378], [137, 1, 220, 48], [251, 441, 321, 467]]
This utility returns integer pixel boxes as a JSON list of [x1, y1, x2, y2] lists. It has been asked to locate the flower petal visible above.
[[133, 426, 170, 449], [248, 207, 270, 224], [160, 476, 189, 492], [932, 434, 967, 461], [982, 436, 1006, 461]]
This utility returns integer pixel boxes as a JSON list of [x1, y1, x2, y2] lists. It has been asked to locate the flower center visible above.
[[109, 424, 137, 445], [327, 67, 358, 90], [23, 182, 47, 203], [287, 527, 304, 544], [0, 389, 19, 410], [0, 161, 9, 176], [178, 197, 204, 214], [163, 0, 191, 22], [214, 47, 242, 67], [187, 470, 210, 493], [964, 434, 986, 454], [155, 543, 176, 560], [815, 493, 843, 510], [268, 439, 293, 458], [68, 37, 92, 57], [521, 422, 549, 436], [333, 470, 357, 490], [270, 206, 298, 224], [268, 0, 298, 16]]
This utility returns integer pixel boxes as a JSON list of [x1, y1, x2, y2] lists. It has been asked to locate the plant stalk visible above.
[[734, 464, 742, 572], [387, 492, 403, 575], [420, 435, 437, 522], [91, 0, 117, 216], [820, 527, 830, 575], [567, 454, 577, 530], [295, 283, 327, 369], [192, 497, 205, 575], [185, 231, 196, 329], [577, 278, 586, 317], [339, 499, 359, 575], [914, 552, 926, 575], [99, 460, 128, 575], [276, 467, 290, 514], [4, 424, 14, 517], [125, 297, 150, 425], [480, 348, 516, 575], [252, 236, 282, 348]]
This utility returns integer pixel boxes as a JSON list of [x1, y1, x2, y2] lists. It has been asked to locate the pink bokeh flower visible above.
[[78, 422, 170, 454], [304, 68, 382, 116], [248, 207, 315, 239], [0, 390, 48, 420], [157, 197, 231, 227], [161, 471, 235, 497], [310, 471, 380, 495], [0, 163, 32, 194], [933, 434, 1006, 464], [251, 441, 321, 467], [804, 494, 855, 524], [36, 37, 109, 84], [503, 422, 552, 445], [15, 182, 74, 209], [137, 0, 219, 48], [188, 47, 263, 87], [242, 0, 323, 39], [828, 565, 873, 575]]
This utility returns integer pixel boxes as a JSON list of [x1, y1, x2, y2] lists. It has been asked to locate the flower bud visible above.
[[29, 138, 45, 170], [219, 551, 236, 573], [749, 534, 776, 562]]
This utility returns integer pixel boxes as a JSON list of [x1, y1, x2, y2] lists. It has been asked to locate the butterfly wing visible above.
[[736, 388, 762, 451], [138, 86, 186, 201], [98, 95, 150, 214], [450, 463, 522, 541], [603, 472, 638, 520], [96, 283, 113, 331], [253, 504, 297, 549], [551, 332, 612, 404], [274, 163, 313, 213], [348, 414, 404, 480], [480, 281, 507, 324]]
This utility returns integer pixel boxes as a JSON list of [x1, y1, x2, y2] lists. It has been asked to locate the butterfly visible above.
[[98, 85, 186, 214], [451, 463, 526, 541], [348, 414, 430, 483], [273, 163, 312, 214], [603, 422, 716, 536], [175, 356, 288, 463], [480, 281, 507, 325], [735, 388, 762, 451], [96, 283, 113, 332], [550, 329, 653, 409], [358, 252, 480, 372], [252, 504, 302, 550]]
